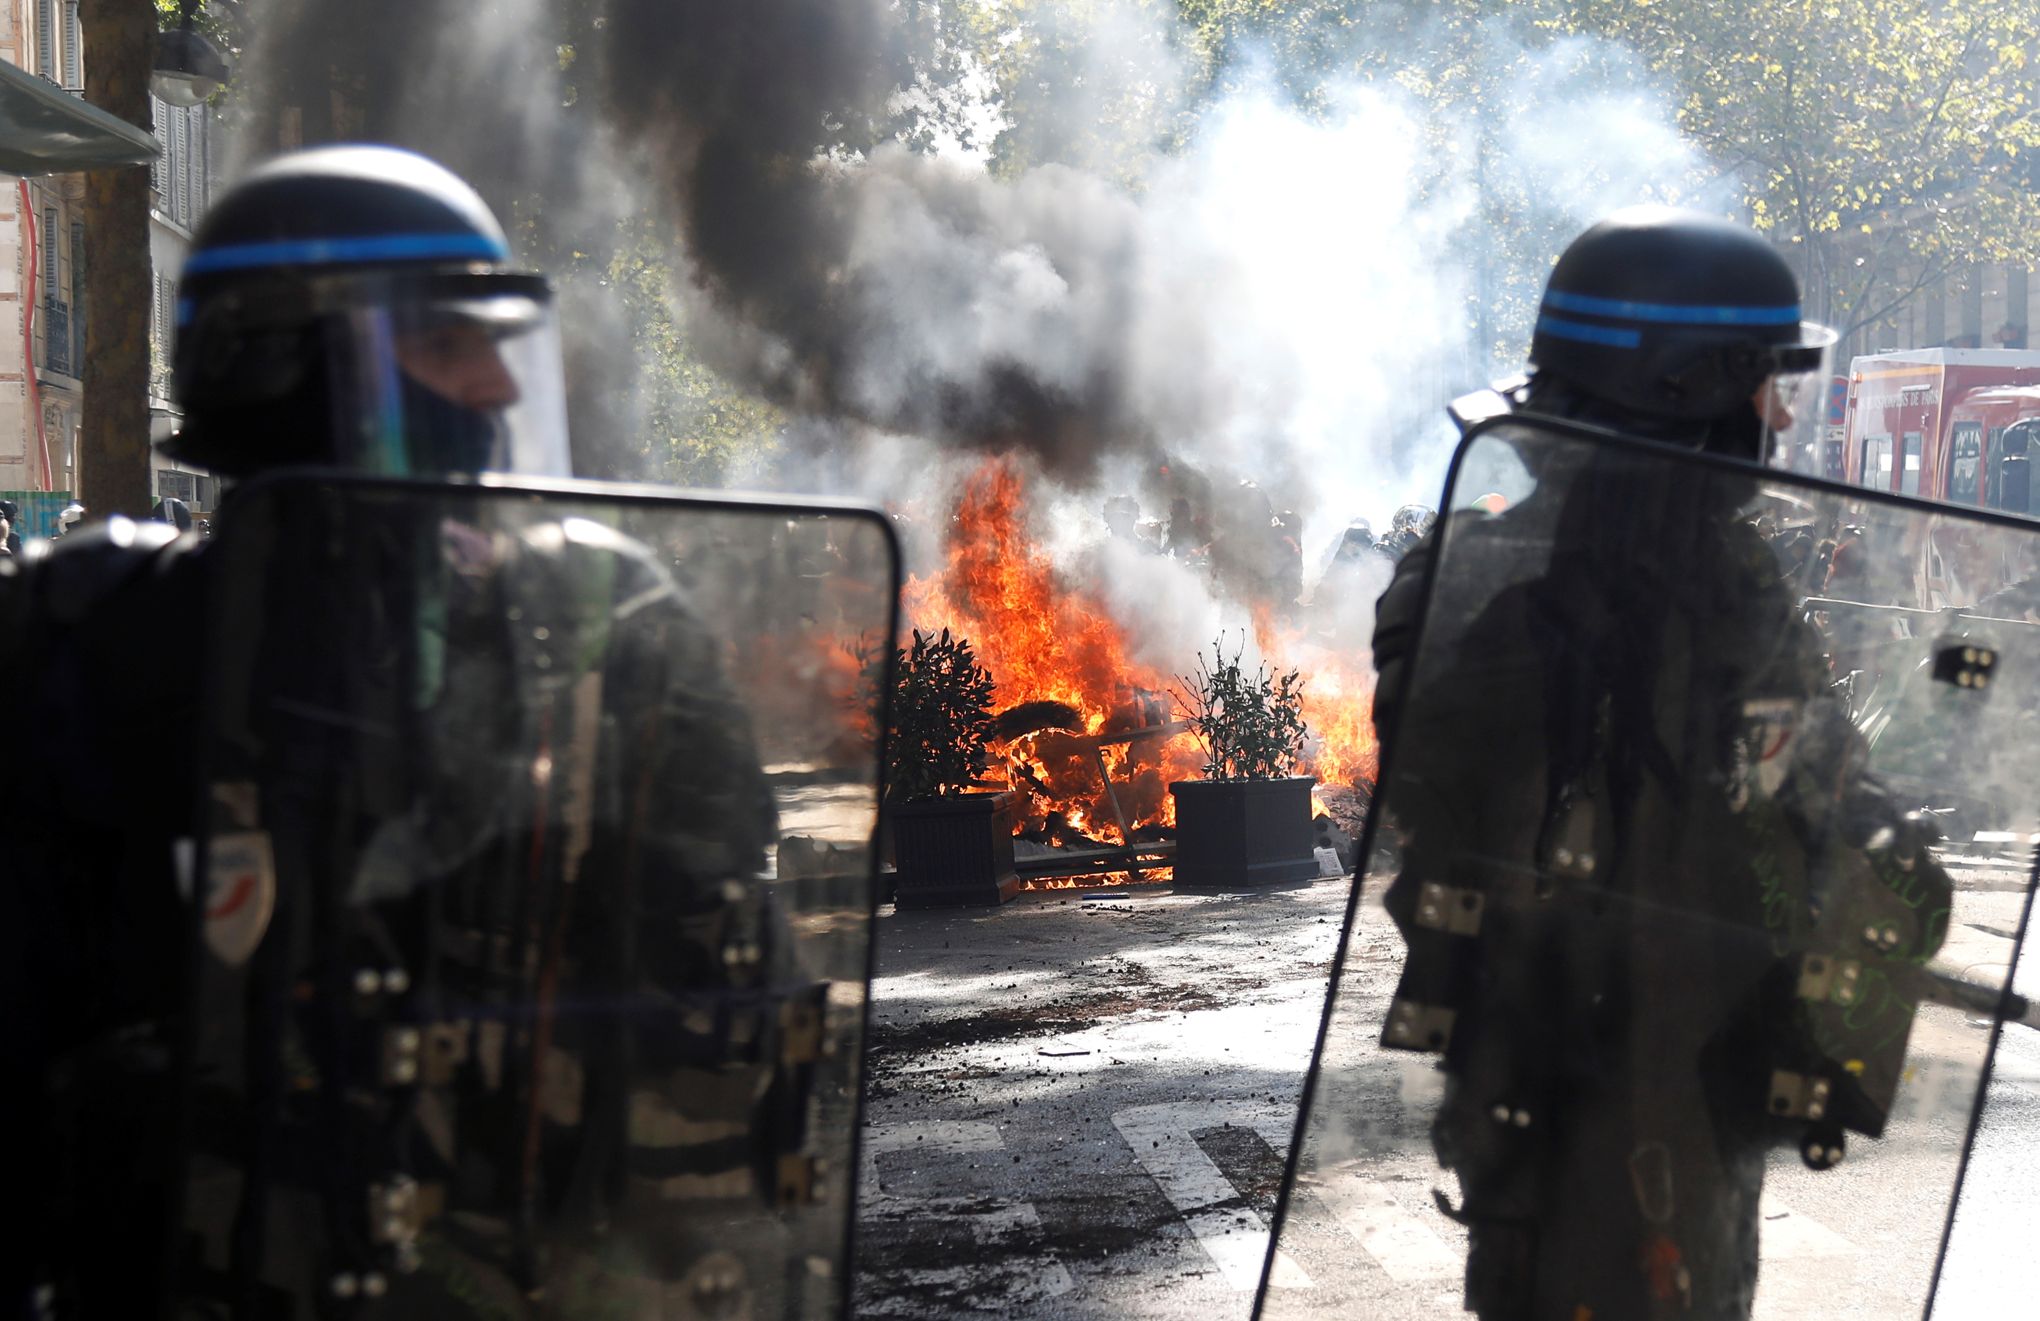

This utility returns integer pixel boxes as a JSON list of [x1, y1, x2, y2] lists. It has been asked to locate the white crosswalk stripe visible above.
[[1113, 1100, 1312, 1290]]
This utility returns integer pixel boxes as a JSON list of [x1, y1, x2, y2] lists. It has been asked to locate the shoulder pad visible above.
[[21, 517, 192, 625], [510, 515, 693, 626]]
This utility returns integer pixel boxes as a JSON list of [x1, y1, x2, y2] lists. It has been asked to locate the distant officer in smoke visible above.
[[1336, 516, 1376, 562], [1367, 209, 1940, 1320], [1309, 517, 1392, 648], [1104, 492, 1142, 541], [1377, 503, 1436, 562], [1269, 506, 1304, 614], [3, 146, 799, 1316]]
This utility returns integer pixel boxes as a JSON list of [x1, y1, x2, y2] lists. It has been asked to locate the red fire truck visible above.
[[1839, 349, 2040, 509], [1831, 349, 2040, 607]]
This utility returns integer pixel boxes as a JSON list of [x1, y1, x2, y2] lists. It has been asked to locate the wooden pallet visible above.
[[1015, 839, 1176, 883]]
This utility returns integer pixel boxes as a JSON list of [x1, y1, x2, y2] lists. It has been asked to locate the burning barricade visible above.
[[878, 457, 1381, 897]]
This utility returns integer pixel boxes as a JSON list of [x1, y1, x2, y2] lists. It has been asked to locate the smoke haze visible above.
[[572, 2, 1712, 540], [227, 0, 1719, 612]]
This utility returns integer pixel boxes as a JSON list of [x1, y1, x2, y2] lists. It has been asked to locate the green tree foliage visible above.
[[530, 24, 791, 484], [885, 628, 1000, 801], [1176, 634, 1308, 780], [223, 3, 788, 484], [909, 3, 1693, 369], [941, 2, 2039, 348], [558, 219, 788, 486], [1543, 0, 2040, 340], [207, 1, 2039, 485]]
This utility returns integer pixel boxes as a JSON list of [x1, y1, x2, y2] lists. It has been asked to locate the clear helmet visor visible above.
[[327, 274, 570, 478], [1759, 320, 1840, 471]]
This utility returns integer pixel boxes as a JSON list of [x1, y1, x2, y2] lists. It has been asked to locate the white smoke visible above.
[[224, 0, 1725, 652], [780, 6, 1717, 609]]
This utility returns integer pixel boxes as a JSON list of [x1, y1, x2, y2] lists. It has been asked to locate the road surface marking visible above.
[[1311, 1165, 1463, 1281], [861, 1120, 1074, 1303], [1114, 1100, 1312, 1290], [1758, 1191, 1853, 1259]]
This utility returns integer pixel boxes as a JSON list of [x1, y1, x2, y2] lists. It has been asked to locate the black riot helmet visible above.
[[149, 496, 194, 532], [1526, 207, 1836, 463], [168, 145, 570, 480]]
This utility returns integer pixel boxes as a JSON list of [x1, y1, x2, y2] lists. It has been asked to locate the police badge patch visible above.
[[1730, 696, 1801, 811], [202, 830, 278, 967]]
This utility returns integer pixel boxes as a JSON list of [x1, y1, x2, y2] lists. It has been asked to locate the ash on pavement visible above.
[[855, 879, 1352, 1319]]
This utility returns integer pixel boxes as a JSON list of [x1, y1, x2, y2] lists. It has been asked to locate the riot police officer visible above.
[[1374, 209, 1835, 744], [1361, 210, 1940, 1321], [150, 496, 196, 532], [1376, 504, 1435, 562], [3, 146, 860, 1319]]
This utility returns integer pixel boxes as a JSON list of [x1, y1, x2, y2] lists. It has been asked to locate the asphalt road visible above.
[[855, 880, 1346, 1319], [852, 862, 2040, 1320]]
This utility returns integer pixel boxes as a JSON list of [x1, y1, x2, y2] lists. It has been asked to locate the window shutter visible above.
[[184, 107, 202, 224], [156, 274, 176, 388], [151, 97, 168, 197], [172, 111, 188, 223], [155, 275, 169, 357], [42, 207, 58, 301], [70, 220, 85, 367], [63, 1, 81, 89], [36, 1, 54, 80], [192, 109, 208, 216]]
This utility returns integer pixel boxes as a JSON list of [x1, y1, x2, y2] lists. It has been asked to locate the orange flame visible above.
[[1249, 605, 1381, 792], [904, 459, 1204, 840], [903, 458, 1377, 842]]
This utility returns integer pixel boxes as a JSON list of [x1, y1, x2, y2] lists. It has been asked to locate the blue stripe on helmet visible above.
[[1543, 289, 1801, 326], [1537, 315, 1642, 349], [183, 232, 511, 276]]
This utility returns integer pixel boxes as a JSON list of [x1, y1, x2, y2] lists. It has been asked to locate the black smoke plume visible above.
[[588, 0, 1189, 478]]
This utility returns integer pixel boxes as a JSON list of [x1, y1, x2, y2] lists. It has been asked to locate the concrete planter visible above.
[[890, 792, 1021, 909], [1169, 776, 1319, 891]]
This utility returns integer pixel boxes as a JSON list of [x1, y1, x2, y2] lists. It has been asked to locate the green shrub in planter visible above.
[[1170, 636, 1318, 890], [882, 629, 1018, 908]]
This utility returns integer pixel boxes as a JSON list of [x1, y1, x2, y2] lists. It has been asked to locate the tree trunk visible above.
[[78, 0, 156, 519]]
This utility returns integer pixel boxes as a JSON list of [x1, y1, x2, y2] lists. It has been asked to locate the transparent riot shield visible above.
[[1258, 416, 2040, 1320], [175, 474, 898, 1319]]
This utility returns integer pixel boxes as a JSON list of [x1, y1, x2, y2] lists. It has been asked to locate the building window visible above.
[[157, 470, 197, 504]]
